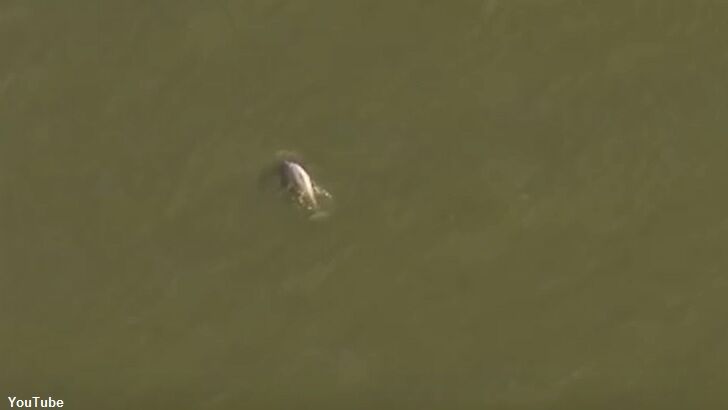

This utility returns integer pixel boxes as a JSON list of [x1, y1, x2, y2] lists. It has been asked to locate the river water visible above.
[[1, 1, 727, 409]]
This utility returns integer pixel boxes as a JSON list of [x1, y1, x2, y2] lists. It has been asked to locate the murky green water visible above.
[[2, 1, 727, 408]]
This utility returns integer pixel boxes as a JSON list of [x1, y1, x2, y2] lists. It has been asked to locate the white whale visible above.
[[276, 153, 332, 218]]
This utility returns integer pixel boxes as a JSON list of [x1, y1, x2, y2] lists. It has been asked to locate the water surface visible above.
[[1, 1, 727, 408]]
